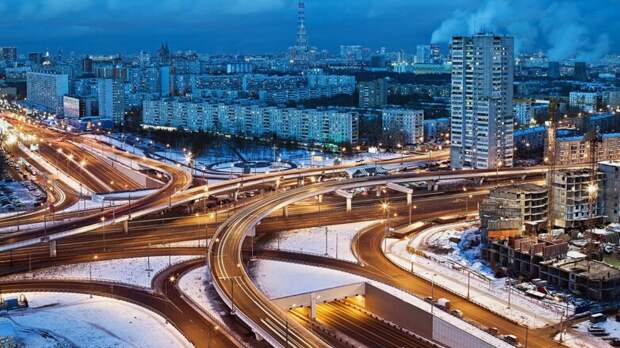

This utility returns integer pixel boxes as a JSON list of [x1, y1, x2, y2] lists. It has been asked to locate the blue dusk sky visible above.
[[0, 0, 618, 60]]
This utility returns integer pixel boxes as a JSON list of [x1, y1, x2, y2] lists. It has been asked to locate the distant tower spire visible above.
[[296, 0, 308, 49]]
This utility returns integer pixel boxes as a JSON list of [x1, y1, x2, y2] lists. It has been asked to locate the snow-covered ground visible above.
[[387, 236, 566, 328], [86, 134, 145, 157], [261, 221, 378, 263], [178, 267, 226, 327], [210, 160, 293, 174], [410, 221, 494, 278], [0, 219, 72, 234], [177, 266, 254, 347], [250, 259, 511, 348], [61, 199, 129, 213], [0, 292, 191, 348], [558, 317, 620, 348], [1, 256, 200, 289]]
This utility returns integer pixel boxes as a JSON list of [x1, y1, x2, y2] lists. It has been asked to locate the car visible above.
[[487, 327, 500, 336], [588, 324, 606, 333], [502, 334, 519, 345], [450, 309, 463, 318]]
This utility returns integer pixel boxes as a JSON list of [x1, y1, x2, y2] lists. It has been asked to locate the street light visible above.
[[90, 254, 98, 298], [100, 217, 106, 252], [381, 202, 390, 252]]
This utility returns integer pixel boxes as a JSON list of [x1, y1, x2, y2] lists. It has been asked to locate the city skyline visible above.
[[1, 0, 619, 60]]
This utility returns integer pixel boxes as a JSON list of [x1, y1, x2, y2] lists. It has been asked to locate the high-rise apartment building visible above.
[[97, 79, 125, 125], [26, 72, 69, 114], [449, 33, 515, 169]]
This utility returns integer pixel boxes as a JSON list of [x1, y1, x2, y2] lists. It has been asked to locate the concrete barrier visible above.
[[18, 142, 95, 196]]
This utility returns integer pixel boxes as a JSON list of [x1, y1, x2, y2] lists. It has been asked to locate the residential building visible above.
[[26, 71, 69, 114], [598, 161, 620, 223], [514, 99, 534, 126], [423, 117, 450, 141], [555, 132, 620, 165], [142, 98, 359, 146], [604, 90, 620, 110], [358, 79, 387, 108], [97, 79, 125, 125], [449, 33, 515, 169], [550, 169, 603, 229], [381, 108, 424, 146], [569, 91, 601, 113]]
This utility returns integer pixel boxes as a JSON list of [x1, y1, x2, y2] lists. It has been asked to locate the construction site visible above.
[[480, 100, 620, 302]]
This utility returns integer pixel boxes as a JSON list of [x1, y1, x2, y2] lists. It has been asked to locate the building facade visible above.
[[142, 98, 359, 146], [449, 34, 515, 169], [569, 91, 601, 113], [358, 79, 388, 108], [550, 169, 604, 229], [26, 72, 69, 114], [599, 161, 620, 223], [97, 79, 125, 125], [555, 133, 620, 166], [480, 184, 548, 235], [381, 108, 424, 146]]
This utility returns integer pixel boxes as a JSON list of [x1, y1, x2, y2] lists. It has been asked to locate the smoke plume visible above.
[[431, 0, 613, 61]]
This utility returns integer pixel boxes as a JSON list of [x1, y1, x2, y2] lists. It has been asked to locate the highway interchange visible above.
[[0, 111, 567, 348]]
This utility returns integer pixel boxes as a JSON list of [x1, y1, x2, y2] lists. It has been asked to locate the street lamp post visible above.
[[381, 202, 390, 253], [90, 254, 98, 298], [100, 217, 106, 252]]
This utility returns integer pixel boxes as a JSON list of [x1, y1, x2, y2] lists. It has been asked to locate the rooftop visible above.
[[555, 259, 620, 281]]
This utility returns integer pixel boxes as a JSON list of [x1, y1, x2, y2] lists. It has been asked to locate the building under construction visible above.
[[479, 183, 548, 237], [549, 168, 604, 229]]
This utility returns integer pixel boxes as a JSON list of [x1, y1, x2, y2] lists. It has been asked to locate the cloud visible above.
[[430, 0, 615, 61]]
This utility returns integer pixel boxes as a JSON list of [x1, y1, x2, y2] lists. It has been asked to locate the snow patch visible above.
[[0, 292, 191, 348]]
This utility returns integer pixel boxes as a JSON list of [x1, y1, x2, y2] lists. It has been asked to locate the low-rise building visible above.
[[540, 257, 620, 301], [484, 237, 569, 279]]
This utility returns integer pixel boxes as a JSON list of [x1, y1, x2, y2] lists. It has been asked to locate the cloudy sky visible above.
[[0, 0, 618, 60]]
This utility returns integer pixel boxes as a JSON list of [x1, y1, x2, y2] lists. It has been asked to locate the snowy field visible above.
[[0, 292, 191, 348], [261, 221, 378, 262], [250, 259, 511, 348], [387, 236, 566, 328], [1, 256, 200, 288], [178, 267, 226, 327]]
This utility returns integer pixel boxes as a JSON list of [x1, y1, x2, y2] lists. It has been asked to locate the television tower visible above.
[[296, 0, 308, 50]]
